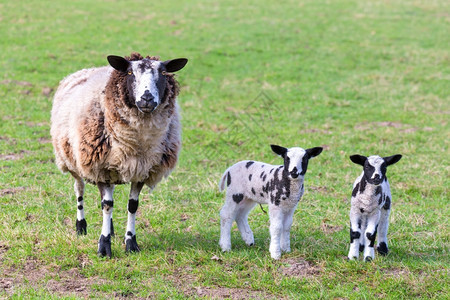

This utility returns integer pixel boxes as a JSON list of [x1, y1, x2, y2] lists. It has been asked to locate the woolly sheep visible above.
[[219, 144, 323, 259], [50, 52, 188, 257], [347, 154, 402, 261]]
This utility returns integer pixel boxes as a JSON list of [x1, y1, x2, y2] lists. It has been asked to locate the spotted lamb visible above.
[[51, 52, 188, 257], [218, 144, 323, 259], [347, 154, 402, 261]]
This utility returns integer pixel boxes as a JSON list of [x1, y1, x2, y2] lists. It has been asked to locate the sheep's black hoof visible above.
[[98, 234, 112, 258], [377, 242, 389, 256], [76, 218, 87, 235], [110, 218, 115, 237], [125, 234, 140, 253], [364, 256, 373, 262], [359, 244, 364, 252]]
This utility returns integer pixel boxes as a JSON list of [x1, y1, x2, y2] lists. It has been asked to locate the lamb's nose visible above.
[[141, 90, 154, 102]]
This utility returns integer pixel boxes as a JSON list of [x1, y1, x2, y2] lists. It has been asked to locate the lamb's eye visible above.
[[161, 71, 167, 76], [127, 70, 133, 75]]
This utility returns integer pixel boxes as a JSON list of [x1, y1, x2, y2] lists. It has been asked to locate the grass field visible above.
[[0, 0, 449, 298]]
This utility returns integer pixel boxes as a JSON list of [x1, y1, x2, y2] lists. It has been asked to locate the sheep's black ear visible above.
[[162, 58, 188, 73], [107, 55, 130, 73], [384, 154, 402, 166], [306, 147, 323, 158], [271, 144, 287, 158], [350, 154, 367, 166]]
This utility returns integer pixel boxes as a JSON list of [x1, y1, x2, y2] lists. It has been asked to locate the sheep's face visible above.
[[350, 154, 402, 185], [107, 56, 188, 113], [271, 145, 323, 179]]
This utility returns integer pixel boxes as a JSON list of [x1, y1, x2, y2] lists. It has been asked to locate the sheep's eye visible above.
[[161, 70, 168, 76], [127, 70, 133, 75]]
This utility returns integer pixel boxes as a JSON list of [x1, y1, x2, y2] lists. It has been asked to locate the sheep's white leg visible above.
[[269, 205, 283, 259], [125, 182, 144, 253], [348, 208, 362, 260], [377, 204, 390, 256], [235, 198, 257, 247], [71, 172, 87, 235], [219, 196, 238, 252], [97, 182, 115, 258], [363, 211, 380, 262], [281, 206, 296, 253]]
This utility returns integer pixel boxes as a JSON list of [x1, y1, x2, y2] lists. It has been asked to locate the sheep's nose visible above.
[[141, 90, 155, 102]]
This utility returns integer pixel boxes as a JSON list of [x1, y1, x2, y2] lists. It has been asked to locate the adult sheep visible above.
[[51, 52, 188, 257]]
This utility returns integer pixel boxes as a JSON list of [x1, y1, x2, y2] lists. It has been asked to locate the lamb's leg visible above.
[[125, 182, 144, 253], [377, 202, 391, 256], [71, 172, 86, 235], [281, 206, 296, 253], [219, 195, 238, 252], [269, 205, 283, 259], [235, 198, 257, 247], [363, 212, 380, 262], [97, 182, 115, 258], [348, 208, 362, 260]]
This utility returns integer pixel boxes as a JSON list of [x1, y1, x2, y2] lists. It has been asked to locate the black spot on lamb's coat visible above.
[[360, 208, 364, 213], [127, 231, 133, 236], [269, 168, 274, 174], [357, 219, 362, 229], [352, 183, 360, 197], [383, 196, 391, 210], [375, 186, 382, 196], [246, 161, 254, 168], [248, 174, 252, 181], [232, 193, 244, 204], [251, 188, 256, 195], [267, 168, 291, 206], [350, 228, 361, 243], [366, 225, 378, 247], [377, 242, 389, 255], [78, 205, 83, 210], [77, 196, 83, 202], [260, 171, 265, 178], [359, 177, 367, 194], [260, 193, 264, 197], [262, 174, 267, 182], [359, 244, 364, 252], [227, 172, 231, 186]]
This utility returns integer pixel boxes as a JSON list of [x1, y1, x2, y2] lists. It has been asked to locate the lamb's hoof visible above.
[[76, 219, 87, 235], [125, 234, 140, 253], [377, 242, 389, 256], [98, 234, 112, 258], [364, 256, 373, 262]]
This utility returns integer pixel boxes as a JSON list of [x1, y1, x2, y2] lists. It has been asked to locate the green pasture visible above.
[[0, 0, 448, 298]]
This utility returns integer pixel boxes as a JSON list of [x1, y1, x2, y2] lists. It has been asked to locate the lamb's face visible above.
[[350, 154, 402, 186], [271, 145, 323, 179], [364, 156, 387, 185], [107, 55, 188, 113]]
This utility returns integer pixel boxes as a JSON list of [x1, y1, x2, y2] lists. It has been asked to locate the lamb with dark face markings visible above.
[[347, 153, 402, 261], [218, 144, 323, 259]]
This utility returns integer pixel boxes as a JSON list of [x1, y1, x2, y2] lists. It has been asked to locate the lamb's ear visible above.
[[107, 55, 130, 73], [384, 154, 402, 166], [306, 147, 323, 159], [162, 58, 188, 73], [270, 144, 287, 158], [350, 154, 367, 166]]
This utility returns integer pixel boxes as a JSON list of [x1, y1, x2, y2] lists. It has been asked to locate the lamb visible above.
[[50, 52, 188, 257], [347, 154, 402, 261], [218, 144, 323, 259]]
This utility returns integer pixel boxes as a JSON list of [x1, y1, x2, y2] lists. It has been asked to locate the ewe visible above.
[[51, 53, 187, 257]]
